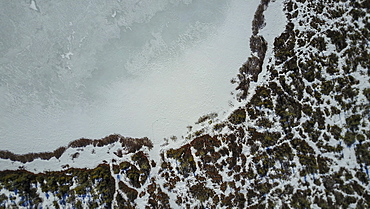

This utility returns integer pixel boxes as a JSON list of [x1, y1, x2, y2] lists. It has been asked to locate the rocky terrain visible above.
[[0, 0, 369, 208]]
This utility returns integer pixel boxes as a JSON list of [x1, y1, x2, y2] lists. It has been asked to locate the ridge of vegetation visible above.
[[0, 134, 152, 163]]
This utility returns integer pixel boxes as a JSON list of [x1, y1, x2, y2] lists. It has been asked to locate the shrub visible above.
[[326, 29, 347, 51], [228, 108, 246, 125], [250, 35, 268, 58], [68, 138, 92, 148], [119, 181, 138, 202], [355, 142, 370, 166], [121, 137, 153, 153], [190, 183, 214, 202], [346, 114, 361, 131], [196, 112, 218, 124], [167, 145, 196, 177], [0, 146, 66, 163]]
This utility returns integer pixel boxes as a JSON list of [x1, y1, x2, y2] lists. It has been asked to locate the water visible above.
[[0, 0, 258, 153]]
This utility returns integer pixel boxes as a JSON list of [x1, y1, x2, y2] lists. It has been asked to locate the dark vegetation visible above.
[[0, 164, 115, 208], [166, 144, 196, 177], [236, 0, 269, 100], [0, 147, 66, 164], [0, 134, 152, 163]]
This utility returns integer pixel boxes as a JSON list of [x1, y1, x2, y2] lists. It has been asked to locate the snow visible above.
[[1, 0, 369, 208], [0, 0, 259, 154], [29, 0, 39, 12]]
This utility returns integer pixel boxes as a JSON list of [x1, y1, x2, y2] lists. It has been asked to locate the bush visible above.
[[190, 183, 214, 202], [119, 181, 138, 202], [167, 145, 196, 177], [228, 108, 246, 125], [121, 137, 153, 153]]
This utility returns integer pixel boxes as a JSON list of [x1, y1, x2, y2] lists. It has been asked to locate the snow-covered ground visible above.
[[1, 0, 369, 208], [0, 0, 259, 154]]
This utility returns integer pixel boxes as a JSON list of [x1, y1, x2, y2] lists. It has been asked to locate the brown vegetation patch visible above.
[[190, 183, 215, 203], [167, 144, 196, 177], [0, 134, 153, 163], [0, 146, 66, 163], [190, 134, 221, 153], [228, 108, 246, 125], [119, 181, 138, 202]]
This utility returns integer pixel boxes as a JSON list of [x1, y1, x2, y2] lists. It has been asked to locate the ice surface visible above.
[[0, 0, 258, 153]]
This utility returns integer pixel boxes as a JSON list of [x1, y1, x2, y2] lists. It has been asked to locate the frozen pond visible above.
[[0, 0, 259, 153]]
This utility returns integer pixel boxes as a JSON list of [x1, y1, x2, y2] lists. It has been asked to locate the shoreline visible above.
[[0, 0, 369, 208]]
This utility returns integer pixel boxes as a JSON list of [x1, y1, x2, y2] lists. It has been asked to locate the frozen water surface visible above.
[[0, 0, 258, 153]]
